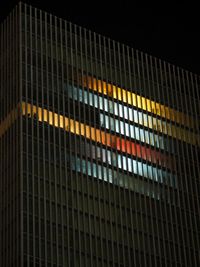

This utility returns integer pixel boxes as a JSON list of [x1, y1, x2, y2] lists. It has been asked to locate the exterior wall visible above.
[[0, 4, 21, 267], [0, 2, 200, 267]]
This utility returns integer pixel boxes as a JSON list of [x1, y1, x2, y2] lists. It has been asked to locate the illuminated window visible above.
[[100, 114, 167, 151], [79, 141, 176, 187], [80, 76, 197, 130], [67, 85, 199, 146], [21, 102, 175, 171], [71, 156, 163, 200]]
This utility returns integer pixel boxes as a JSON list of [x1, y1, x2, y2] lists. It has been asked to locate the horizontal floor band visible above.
[[78, 75, 197, 130], [22, 102, 175, 171]]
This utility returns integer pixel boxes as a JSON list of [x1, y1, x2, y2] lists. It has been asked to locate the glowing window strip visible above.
[[81, 141, 176, 187], [80, 75, 197, 130], [99, 117, 175, 170], [72, 156, 163, 200], [100, 113, 168, 151], [68, 85, 169, 151], [22, 102, 174, 171], [1, 101, 199, 153], [68, 85, 200, 146]]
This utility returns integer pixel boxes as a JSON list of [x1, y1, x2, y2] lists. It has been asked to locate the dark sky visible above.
[[1, 1, 200, 76]]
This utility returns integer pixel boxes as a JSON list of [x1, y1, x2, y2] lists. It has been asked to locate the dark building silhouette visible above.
[[0, 2, 200, 266]]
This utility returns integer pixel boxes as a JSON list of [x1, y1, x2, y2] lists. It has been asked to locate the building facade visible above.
[[0, 2, 200, 266]]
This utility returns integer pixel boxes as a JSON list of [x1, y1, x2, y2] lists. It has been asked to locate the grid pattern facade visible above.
[[0, 4, 21, 266], [0, 2, 200, 267]]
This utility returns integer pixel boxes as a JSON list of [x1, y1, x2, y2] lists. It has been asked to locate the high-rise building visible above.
[[0, 2, 200, 267]]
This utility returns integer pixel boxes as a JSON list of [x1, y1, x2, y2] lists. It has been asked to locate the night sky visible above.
[[1, 1, 200, 76]]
